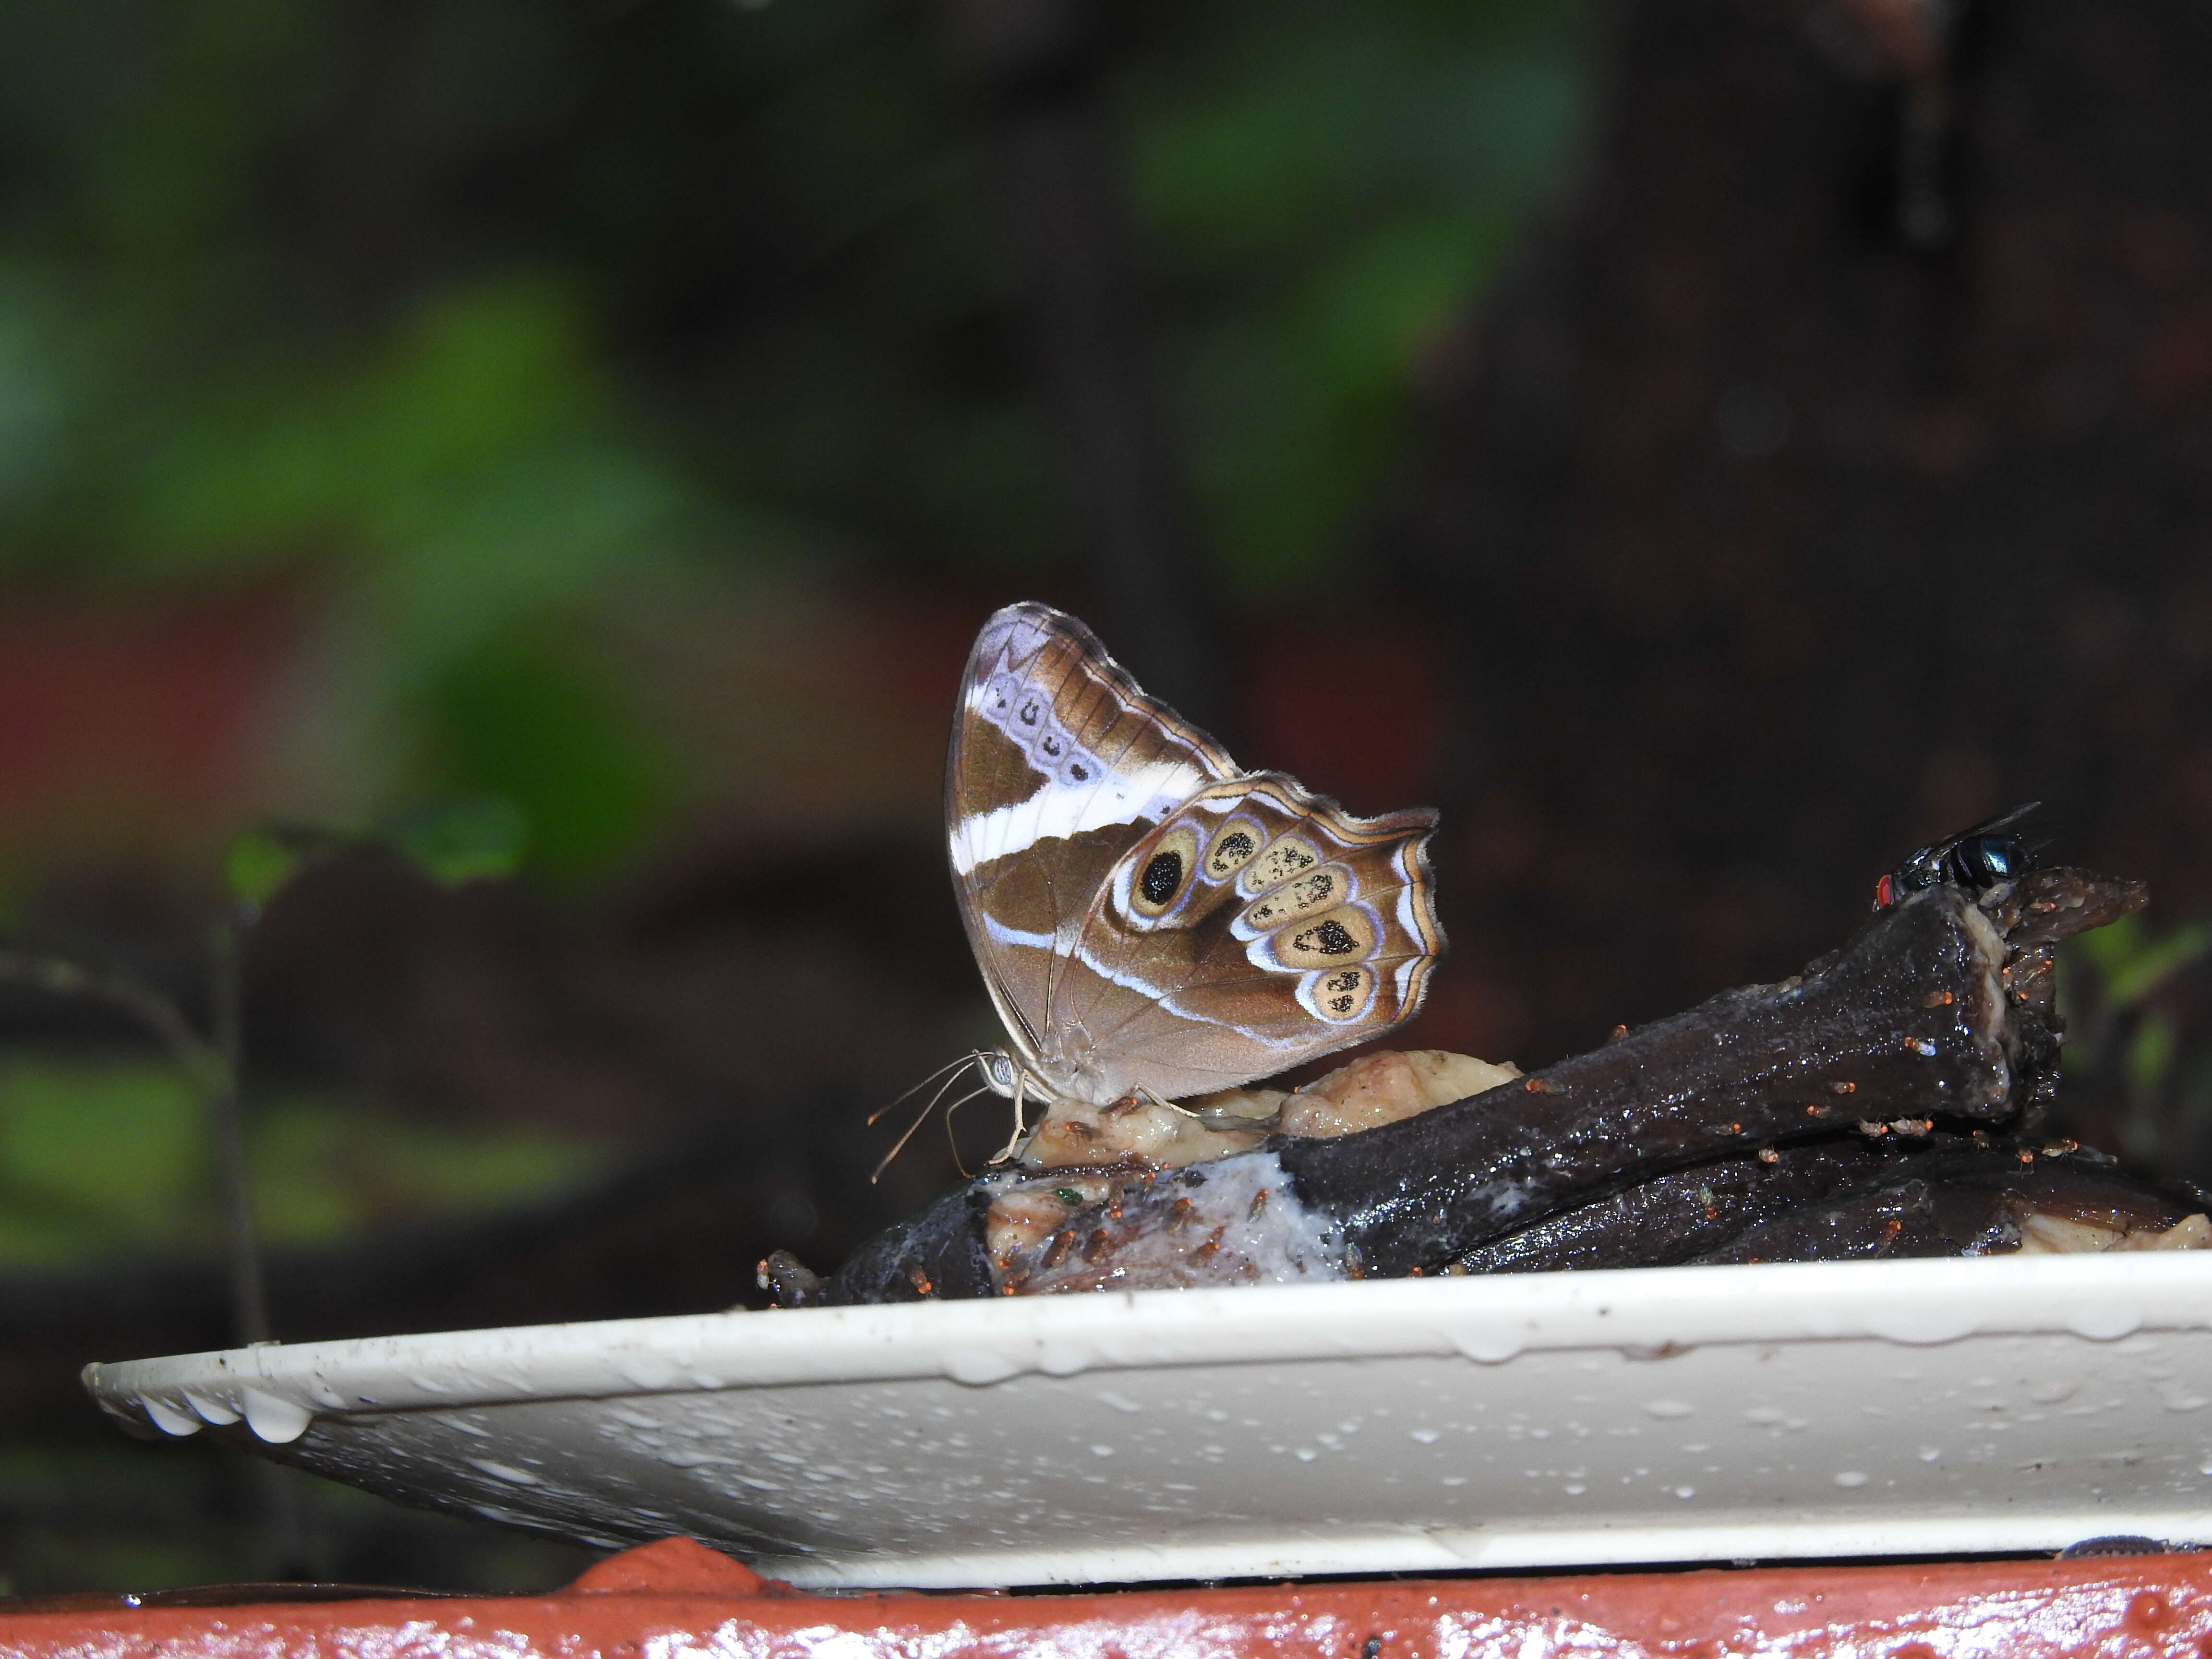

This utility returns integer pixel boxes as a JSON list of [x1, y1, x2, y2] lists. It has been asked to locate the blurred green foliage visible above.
[[249, 1095, 599, 1243], [379, 795, 531, 888], [1130, 4, 1588, 585], [0, 0, 1594, 1594], [2061, 914, 2212, 1169], [0, 1057, 599, 1264], [2068, 911, 2212, 1014], [423, 630, 668, 880], [0, 0, 1590, 881], [226, 797, 530, 914], [0, 1060, 205, 1262], [224, 830, 306, 911]]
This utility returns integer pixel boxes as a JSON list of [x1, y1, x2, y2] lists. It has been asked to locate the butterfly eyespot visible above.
[[1128, 826, 1200, 919], [1142, 851, 1182, 903], [1237, 865, 1348, 933], [1298, 962, 1376, 1023], [1310, 919, 1357, 954], [1067, 761, 1090, 782], [1239, 834, 1322, 896], [1017, 698, 1041, 726], [1205, 824, 1261, 879], [1040, 735, 1062, 758]]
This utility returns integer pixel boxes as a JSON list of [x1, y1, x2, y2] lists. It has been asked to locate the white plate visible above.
[[83, 1256, 2212, 1589]]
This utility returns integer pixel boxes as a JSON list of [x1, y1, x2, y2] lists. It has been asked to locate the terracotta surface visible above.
[[2, 1535, 2209, 1658]]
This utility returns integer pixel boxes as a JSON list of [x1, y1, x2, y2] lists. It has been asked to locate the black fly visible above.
[[1874, 802, 2041, 910]]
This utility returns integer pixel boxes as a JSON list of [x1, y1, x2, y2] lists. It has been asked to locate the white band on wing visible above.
[[950, 759, 1208, 875]]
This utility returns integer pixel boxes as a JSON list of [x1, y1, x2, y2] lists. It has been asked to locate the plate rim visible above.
[[83, 1252, 2212, 1446]]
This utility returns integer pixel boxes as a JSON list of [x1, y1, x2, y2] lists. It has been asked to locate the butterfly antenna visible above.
[[868, 1055, 982, 1182], [866, 1051, 984, 1128]]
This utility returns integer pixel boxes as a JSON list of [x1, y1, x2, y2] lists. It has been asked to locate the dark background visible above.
[[0, 0, 2208, 1595]]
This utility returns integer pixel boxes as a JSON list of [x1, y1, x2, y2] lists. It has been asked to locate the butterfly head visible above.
[[980, 1049, 1021, 1099], [976, 1047, 1061, 1166], [980, 1044, 1109, 1110]]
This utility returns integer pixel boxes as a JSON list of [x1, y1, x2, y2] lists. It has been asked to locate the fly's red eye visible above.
[[1873, 873, 1895, 910]]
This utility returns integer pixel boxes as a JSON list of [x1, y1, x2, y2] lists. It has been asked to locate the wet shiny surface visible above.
[[4, 1535, 2211, 1659], [84, 1256, 2212, 1588]]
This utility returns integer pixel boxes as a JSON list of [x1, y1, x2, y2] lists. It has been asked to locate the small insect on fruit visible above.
[[1873, 802, 2040, 910]]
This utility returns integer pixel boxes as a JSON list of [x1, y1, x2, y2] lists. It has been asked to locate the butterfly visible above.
[[939, 601, 1445, 1156]]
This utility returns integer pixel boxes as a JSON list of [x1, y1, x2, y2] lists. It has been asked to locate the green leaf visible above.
[[382, 797, 529, 886], [421, 625, 670, 881], [2069, 911, 2144, 979], [2104, 922, 2212, 1012], [2127, 1010, 2179, 1099], [224, 830, 304, 909]]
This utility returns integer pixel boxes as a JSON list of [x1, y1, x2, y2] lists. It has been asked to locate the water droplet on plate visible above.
[[142, 1397, 201, 1437], [2067, 1306, 2142, 1342], [1038, 1344, 1093, 1378], [183, 1392, 239, 1427], [661, 1450, 731, 1470], [614, 1356, 678, 1391], [1868, 1311, 1979, 1346], [944, 1349, 1023, 1386], [240, 1389, 312, 1444], [1450, 1327, 1523, 1364], [466, 1457, 541, 1486]]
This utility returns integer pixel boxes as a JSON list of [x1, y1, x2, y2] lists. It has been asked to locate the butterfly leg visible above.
[[1133, 1083, 1200, 1119], [934, 1081, 1003, 1179], [986, 1071, 1034, 1167]]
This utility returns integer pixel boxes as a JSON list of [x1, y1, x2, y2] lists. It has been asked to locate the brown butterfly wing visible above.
[[947, 603, 1237, 1081], [1048, 775, 1445, 1103]]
